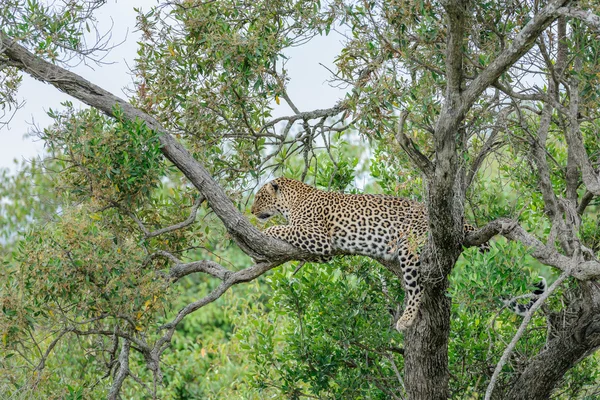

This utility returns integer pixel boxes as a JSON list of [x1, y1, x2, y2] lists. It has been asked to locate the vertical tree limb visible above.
[[107, 339, 131, 400]]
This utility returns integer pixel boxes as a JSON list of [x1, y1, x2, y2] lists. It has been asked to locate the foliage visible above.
[[1, 0, 600, 399], [235, 259, 404, 399]]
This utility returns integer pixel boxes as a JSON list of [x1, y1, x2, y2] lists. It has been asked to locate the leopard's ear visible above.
[[271, 181, 279, 192]]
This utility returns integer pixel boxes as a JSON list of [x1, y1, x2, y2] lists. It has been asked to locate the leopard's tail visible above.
[[502, 277, 547, 316]]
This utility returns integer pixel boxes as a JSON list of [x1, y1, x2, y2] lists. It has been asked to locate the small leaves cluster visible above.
[[41, 103, 165, 207], [235, 259, 404, 399], [1, 0, 105, 61], [3, 205, 165, 335]]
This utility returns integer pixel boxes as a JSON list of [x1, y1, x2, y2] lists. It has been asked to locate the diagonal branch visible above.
[[461, 0, 571, 116], [0, 32, 319, 263], [394, 111, 434, 177], [154, 260, 280, 355], [578, 191, 595, 215], [126, 196, 206, 239], [260, 104, 345, 131], [107, 339, 131, 400], [484, 268, 572, 400], [168, 259, 231, 281], [464, 218, 600, 280], [557, 7, 600, 31]]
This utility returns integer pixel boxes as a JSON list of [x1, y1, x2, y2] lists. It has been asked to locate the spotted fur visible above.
[[502, 277, 547, 316], [251, 177, 488, 331]]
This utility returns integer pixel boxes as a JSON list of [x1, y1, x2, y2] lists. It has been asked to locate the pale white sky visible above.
[[1, 1, 345, 172]]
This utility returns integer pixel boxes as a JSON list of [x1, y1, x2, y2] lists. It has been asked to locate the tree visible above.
[[1, 0, 600, 399]]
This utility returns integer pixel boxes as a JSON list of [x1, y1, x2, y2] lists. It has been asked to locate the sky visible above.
[[0, 1, 346, 172]]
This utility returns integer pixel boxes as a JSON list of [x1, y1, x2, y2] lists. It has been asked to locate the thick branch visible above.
[[168, 260, 231, 281], [503, 281, 600, 400], [442, 0, 469, 107], [565, 116, 600, 196], [578, 191, 595, 215], [557, 7, 600, 31], [505, 316, 600, 399], [561, 23, 600, 197], [70, 328, 150, 353], [485, 269, 571, 400], [0, 33, 317, 263], [525, 101, 561, 216], [464, 219, 600, 280]]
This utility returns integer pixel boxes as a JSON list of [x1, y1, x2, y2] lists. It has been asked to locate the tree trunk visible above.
[[404, 273, 452, 400]]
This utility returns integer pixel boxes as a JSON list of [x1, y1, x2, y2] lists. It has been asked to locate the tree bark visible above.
[[504, 305, 600, 400], [404, 273, 452, 400], [401, 1, 575, 398], [402, 0, 469, 397]]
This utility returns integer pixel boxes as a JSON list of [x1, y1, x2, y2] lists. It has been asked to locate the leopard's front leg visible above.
[[263, 225, 333, 262]]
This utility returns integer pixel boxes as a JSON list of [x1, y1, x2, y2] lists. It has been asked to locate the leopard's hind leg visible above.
[[394, 242, 423, 331]]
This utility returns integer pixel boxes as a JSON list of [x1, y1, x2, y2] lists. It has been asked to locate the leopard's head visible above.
[[251, 179, 286, 222]]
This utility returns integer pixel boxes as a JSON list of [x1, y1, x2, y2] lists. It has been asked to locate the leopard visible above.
[[251, 177, 489, 331]]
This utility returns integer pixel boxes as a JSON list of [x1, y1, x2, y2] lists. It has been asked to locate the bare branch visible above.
[[126, 196, 205, 239], [394, 111, 434, 177], [147, 249, 183, 265], [70, 328, 149, 353], [152, 258, 293, 367], [33, 328, 72, 377], [168, 259, 231, 281], [463, 218, 519, 248], [260, 104, 345, 131], [557, 7, 600, 32]]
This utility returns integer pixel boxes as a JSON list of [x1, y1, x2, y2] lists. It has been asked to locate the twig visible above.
[[292, 261, 306, 275], [123, 196, 205, 239]]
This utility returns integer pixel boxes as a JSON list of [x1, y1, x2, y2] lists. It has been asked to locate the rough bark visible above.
[[504, 303, 600, 400], [402, 1, 469, 398], [403, 268, 452, 400], [402, 1, 579, 398]]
